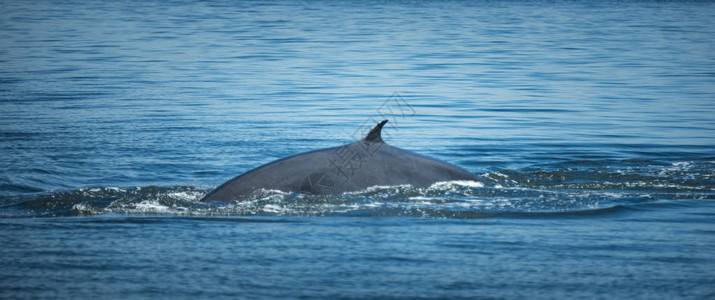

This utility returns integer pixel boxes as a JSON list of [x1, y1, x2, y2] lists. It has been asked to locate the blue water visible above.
[[1, 0, 715, 298]]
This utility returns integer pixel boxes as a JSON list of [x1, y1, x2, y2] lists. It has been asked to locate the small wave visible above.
[[0, 182, 604, 218], [0, 161, 711, 218]]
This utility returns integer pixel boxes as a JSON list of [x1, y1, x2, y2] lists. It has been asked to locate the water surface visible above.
[[1, 0, 714, 298]]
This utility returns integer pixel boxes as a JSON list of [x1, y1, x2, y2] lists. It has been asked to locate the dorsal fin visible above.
[[363, 119, 388, 143]]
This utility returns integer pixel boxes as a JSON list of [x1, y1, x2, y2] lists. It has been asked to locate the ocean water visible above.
[[1, 0, 714, 298]]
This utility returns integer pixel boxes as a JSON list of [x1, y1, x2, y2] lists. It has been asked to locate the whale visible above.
[[200, 120, 479, 202]]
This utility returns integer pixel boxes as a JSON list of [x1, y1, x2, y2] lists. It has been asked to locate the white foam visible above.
[[72, 202, 98, 215], [262, 204, 284, 213], [134, 200, 170, 213], [345, 184, 413, 195], [491, 172, 509, 178], [167, 191, 203, 201], [363, 202, 383, 208], [429, 180, 484, 189]]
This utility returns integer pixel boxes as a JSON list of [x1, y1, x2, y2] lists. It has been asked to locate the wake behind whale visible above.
[[201, 120, 480, 202]]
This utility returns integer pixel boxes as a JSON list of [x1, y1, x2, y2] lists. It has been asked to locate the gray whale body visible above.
[[200, 120, 479, 202]]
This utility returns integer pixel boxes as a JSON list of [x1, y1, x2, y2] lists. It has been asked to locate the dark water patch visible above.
[[0, 183, 45, 195], [498, 204, 636, 219]]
